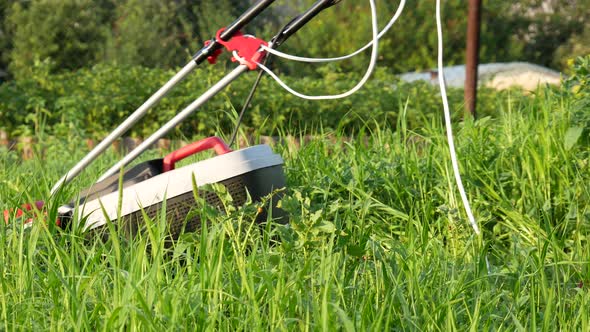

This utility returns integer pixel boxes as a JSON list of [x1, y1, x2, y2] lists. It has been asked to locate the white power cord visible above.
[[253, 0, 480, 237], [260, 0, 406, 63], [254, 0, 379, 100], [436, 0, 480, 235]]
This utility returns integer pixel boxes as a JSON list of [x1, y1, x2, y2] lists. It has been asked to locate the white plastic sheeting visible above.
[[399, 62, 561, 90]]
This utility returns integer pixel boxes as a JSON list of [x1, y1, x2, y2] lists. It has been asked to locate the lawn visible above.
[[1, 79, 589, 330]]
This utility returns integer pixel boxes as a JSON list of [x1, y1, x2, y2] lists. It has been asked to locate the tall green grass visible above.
[[0, 87, 589, 330]]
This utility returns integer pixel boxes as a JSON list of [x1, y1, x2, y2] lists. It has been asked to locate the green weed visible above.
[[1, 82, 589, 330]]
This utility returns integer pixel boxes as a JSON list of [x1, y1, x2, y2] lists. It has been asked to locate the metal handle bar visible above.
[[50, 0, 277, 195], [96, 0, 340, 181]]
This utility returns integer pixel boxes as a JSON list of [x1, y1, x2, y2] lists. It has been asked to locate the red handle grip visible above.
[[163, 136, 232, 172]]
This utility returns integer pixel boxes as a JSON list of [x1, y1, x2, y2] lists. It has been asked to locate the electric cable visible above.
[[255, 0, 379, 100], [231, 0, 480, 237], [435, 0, 480, 235], [260, 0, 405, 63]]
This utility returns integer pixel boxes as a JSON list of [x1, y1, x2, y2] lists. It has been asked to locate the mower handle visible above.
[[162, 136, 232, 172], [50, 0, 277, 195], [95, 0, 341, 182]]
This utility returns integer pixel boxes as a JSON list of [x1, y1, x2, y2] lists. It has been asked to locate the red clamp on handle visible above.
[[163, 136, 232, 172], [204, 40, 223, 64], [214, 28, 268, 70], [3, 200, 44, 224]]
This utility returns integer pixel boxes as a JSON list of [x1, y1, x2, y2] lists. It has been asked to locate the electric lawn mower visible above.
[[3, 0, 342, 238]]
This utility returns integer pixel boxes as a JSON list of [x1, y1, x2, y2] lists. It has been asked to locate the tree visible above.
[[103, 0, 249, 68], [554, 28, 590, 70], [0, 0, 14, 81], [509, 0, 590, 69], [7, 0, 111, 78], [105, 0, 181, 67]]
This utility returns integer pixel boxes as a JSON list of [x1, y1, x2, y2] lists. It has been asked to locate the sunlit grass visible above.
[[0, 87, 589, 330]]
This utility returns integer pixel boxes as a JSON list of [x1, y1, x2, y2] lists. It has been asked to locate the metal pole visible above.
[[465, 0, 481, 119], [97, 65, 250, 181]]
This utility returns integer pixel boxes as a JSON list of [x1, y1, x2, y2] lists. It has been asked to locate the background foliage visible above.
[[1, 0, 589, 81], [0, 60, 522, 139], [0, 0, 588, 139], [0, 2, 589, 329]]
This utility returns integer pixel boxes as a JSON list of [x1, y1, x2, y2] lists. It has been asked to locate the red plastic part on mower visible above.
[[206, 28, 268, 70], [3, 137, 232, 226], [162, 136, 232, 172], [3, 200, 45, 225], [204, 40, 224, 64]]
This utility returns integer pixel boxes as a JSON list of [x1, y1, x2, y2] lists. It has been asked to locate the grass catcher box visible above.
[[57, 137, 286, 238]]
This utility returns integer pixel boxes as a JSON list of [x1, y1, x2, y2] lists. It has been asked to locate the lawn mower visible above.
[[3, 0, 342, 238]]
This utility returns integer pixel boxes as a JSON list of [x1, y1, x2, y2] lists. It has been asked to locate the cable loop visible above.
[[255, 0, 380, 100], [260, 0, 406, 63]]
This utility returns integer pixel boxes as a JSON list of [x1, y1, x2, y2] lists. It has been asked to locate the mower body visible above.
[[58, 143, 286, 238]]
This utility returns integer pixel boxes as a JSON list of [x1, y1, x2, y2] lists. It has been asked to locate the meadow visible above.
[[1, 62, 589, 330]]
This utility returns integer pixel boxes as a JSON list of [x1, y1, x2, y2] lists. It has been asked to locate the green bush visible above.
[[273, 0, 521, 75], [2, 0, 265, 78], [264, 0, 590, 75], [554, 29, 590, 70], [561, 55, 590, 149], [0, 0, 10, 80], [0, 61, 527, 140]]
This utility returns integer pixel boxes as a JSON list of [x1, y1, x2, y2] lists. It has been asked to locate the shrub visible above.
[[0, 0, 10, 81], [2, 0, 589, 80], [0, 62, 528, 140], [561, 55, 590, 149]]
